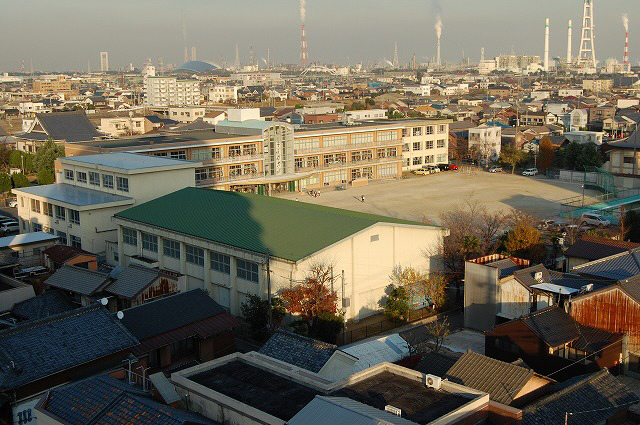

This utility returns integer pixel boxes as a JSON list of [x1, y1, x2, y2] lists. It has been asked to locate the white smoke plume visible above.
[[300, 0, 306, 23], [384, 60, 394, 67], [262, 58, 267, 64], [622, 13, 629, 33], [435, 15, 442, 39]]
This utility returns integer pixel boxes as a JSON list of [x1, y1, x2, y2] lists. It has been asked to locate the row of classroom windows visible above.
[[25, 198, 80, 225], [63, 169, 129, 192], [122, 228, 259, 283], [21, 219, 79, 247]]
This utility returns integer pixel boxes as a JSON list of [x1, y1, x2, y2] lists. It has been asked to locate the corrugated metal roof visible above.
[[15, 183, 133, 207], [0, 232, 59, 248], [573, 249, 640, 281], [61, 152, 197, 171], [288, 396, 420, 425], [115, 188, 435, 262]]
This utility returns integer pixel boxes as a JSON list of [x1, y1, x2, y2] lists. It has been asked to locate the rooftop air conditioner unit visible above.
[[425, 374, 442, 390], [384, 405, 402, 416], [581, 284, 594, 293]]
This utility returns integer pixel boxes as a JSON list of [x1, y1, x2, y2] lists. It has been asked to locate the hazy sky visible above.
[[1, 0, 640, 71]]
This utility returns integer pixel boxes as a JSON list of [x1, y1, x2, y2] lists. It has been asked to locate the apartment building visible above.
[[168, 106, 206, 123], [32, 79, 73, 95], [208, 85, 240, 103], [143, 76, 200, 107], [402, 121, 451, 171], [13, 153, 200, 257], [65, 111, 450, 193], [469, 124, 502, 162]]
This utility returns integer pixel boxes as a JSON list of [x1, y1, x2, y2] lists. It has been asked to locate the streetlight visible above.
[[582, 184, 585, 207]]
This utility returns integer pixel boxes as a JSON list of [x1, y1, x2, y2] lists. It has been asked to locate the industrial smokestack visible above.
[[567, 20, 572, 64], [191, 47, 196, 61], [544, 18, 550, 71], [435, 15, 443, 66], [623, 14, 630, 67], [299, 0, 308, 65]]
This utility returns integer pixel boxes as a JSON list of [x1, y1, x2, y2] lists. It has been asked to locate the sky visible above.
[[1, 0, 640, 72]]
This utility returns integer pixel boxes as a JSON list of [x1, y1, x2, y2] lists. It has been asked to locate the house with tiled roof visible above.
[[565, 235, 640, 271], [486, 306, 624, 380], [16, 111, 102, 153]]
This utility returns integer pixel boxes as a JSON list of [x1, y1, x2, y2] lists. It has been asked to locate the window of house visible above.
[[163, 239, 180, 259], [624, 157, 635, 164], [412, 142, 421, 151], [32, 223, 42, 232], [412, 156, 423, 165], [412, 127, 422, 136], [186, 244, 204, 266], [116, 177, 129, 192], [170, 337, 194, 359], [211, 252, 231, 274], [437, 139, 446, 148], [55, 205, 65, 220], [170, 150, 186, 160], [30, 199, 41, 213], [70, 235, 81, 248], [64, 169, 74, 180], [237, 259, 259, 282], [42, 202, 53, 217], [123, 227, 137, 246], [494, 336, 519, 354], [426, 126, 434, 135], [89, 172, 100, 186], [142, 233, 158, 252], [69, 209, 80, 225], [426, 141, 434, 149], [102, 174, 114, 189], [438, 124, 446, 133], [76, 171, 87, 183], [57, 231, 67, 245]]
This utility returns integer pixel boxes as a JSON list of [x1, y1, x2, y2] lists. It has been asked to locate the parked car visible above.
[[437, 163, 450, 171], [449, 164, 459, 170], [7, 199, 17, 208], [488, 166, 503, 173], [537, 219, 557, 230], [413, 169, 431, 175], [1, 221, 19, 234], [426, 165, 440, 173], [581, 212, 611, 227], [523, 168, 538, 176], [0, 216, 16, 224]]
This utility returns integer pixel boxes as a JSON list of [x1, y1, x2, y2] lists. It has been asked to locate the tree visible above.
[[11, 173, 28, 188], [365, 97, 375, 106], [33, 139, 65, 180], [499, 145, 526, 174], [240, 295, 286, 341], [504, 211, 544, 260], [407, 317, 451, 355], [563, 141, 582, 170], [577, 142, 603, 169], [0, 146, 11, 169], [423, 273, 448, 311], [383, 285, 410, 322], [537, 139, 554, 172], [282, 263, 339, 323], [0, 173, 11, 193], [9, 151, 22, 169]]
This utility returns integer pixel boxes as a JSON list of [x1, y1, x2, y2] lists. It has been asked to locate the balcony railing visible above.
[[200, 153, 264, 165], [295, 156, 401, 173], [294, 139, 402, 156]]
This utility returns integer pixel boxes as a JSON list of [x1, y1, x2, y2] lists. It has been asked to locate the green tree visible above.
[[23, 153, 34, 173], [9, 151, 22, 169], [11, 173, 28, 188], [365, 97, 375, 106], [499, 145, 525, 174], [33, 139, 65, 180], [563, 141, 582, 170], [577, 142, 602, 169], [240, 294, 286, 341], [0, 146, 11, 169], [384, 285, 410, 322], [0, 173, 11, 193]]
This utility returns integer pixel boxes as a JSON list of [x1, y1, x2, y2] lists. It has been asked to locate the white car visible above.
[[488, 166, 502, 173], [523, 168, 538, 176], [7, 199, 17, 208], [1, 222, 19, 233], [581, 212, 610, 227]]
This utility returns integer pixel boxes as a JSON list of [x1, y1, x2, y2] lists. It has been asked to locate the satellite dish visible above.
[[116, 311, 124, 320], [99, 298, 108, 306]]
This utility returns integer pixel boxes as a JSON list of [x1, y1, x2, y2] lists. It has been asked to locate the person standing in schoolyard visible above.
[[361, 195, 365, 203]]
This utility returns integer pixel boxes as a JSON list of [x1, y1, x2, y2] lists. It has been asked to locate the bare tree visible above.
[[407, 317, 451, 355]]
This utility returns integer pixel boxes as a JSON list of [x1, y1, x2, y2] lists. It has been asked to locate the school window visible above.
[[123, 227, 137, 246], [437, 139, 446, 148], [102, 174, 114, 189], [237, 259, 259, 282], [70, 235, 81, 248], [55, 205, 65, 220], [30, 199, 41, 213], [323, 135, 347, 147], [438, 124, 446, 133], [242, 144, 257, 155], [229, 145, 242, 156], [412, 157, 423, 165], [64, 169, 74, 180], [186, 245, 204, 266], [69, 209, 80, 225], [211, 252, 231, 274], [295, 158, 304, 170], [42, 202, 53, 217], [426, 141, 434, 149], [351, 133, 374, 145], [412, 142, 421, 151], [195, 168, 208, 181], [116, 177, 129, 192], [89, 172, 100, 186], [163, 238, 180, 259], [76, 171, 87, 183], [32, 223, 42, 232], [170, 150, 186, 160], [412, 127, 422, 136], [426, 126, 434, 135], [141, 232, 158, 252], [57, 231, 67, 245]]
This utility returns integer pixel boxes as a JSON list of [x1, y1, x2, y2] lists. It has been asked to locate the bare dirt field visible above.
[[276, 170, 600, 225]]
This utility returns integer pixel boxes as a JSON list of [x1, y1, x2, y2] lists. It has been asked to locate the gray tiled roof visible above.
[[0, 305, 138, 390], [31, 111, 101, 142], [444, 351, 534, 405], [105, 264, 160, 299], [413, 350, 462, 377], [41, 375, 217, 425], [522, 369, 639, 425], [44, 264, 111, 296], [564, 236, 640, 261], [11, 290, 76, 321], [259, 329, 338, 373], [573, 248, 640, 281]]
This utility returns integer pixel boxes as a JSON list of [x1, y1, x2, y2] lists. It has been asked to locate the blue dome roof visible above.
[[176, 61, 219, 73]]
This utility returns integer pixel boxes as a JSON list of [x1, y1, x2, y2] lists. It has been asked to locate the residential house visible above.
[[168, 106, 206, 123], [564, 131, 603, 145], [304, 113, 339, 124], [560, 109, 588, 132], [0, 232, 60, 267], [468, 124, 502, 162], [114, 187, 447, 320], [16, 111, 102, 152], [105, 264, 186, 310], [43, 264, 112, 306], [9, 290, 76, 322], [259, 329, 358, 382], [564, 235, 640, 271], [0, 305, 139, 423], [41, 244, 98, 270], [486, 306, 624, 379], [120, 289, 239, 374], [345, 109, 387, 121], [521, 111, 555, 126], [98, 116, 152, 137], [602, 131, 640, 175], [603, 116, 637, 137], [0, 275, 35, 314], [588, 105, 616, 126]]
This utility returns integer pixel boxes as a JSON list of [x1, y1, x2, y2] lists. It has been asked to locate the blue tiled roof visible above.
[[573, 249, 640, 281], [0, 305, 138, 390], [11, 290, 76, 321], [259, 329, 337, 373]]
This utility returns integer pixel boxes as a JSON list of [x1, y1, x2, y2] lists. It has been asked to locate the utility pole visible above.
[[341, 269, 346, 345], [266, 254, 272, 331]]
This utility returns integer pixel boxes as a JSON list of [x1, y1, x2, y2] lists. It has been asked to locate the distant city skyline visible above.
[[1, 0, 639, 71]]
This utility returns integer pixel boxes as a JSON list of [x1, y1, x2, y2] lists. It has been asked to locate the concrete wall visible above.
[[0, 278, 35, 312], [464, 261, 499, 331]]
